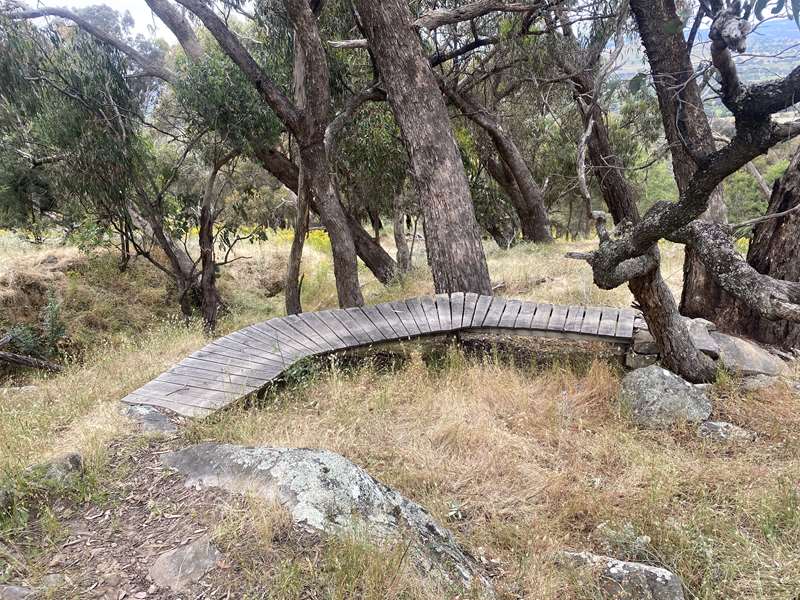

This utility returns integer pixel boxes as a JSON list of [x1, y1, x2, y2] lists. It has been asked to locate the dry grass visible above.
[[2, 230, 799, 598], [188, 351, 800, 599]]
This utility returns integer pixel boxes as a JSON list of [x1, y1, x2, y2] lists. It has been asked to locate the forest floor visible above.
[[1, 230, 799, 599]]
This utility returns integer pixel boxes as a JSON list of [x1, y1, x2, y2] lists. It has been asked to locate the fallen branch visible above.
[[0, 351, 63, 373]]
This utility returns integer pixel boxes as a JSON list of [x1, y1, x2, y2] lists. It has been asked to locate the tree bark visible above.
[[629, 0, 728, 321], [445, 87, 553, 243], [0, 351, 62, 372], [354, 0, 492, 295], [716, 148, 800, 348], [393, 203, 411, 273]]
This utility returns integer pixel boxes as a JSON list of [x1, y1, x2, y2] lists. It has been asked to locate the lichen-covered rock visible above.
[[162, 443, 492, 595], [148, 535, 221, 593], [632, 330, 658, 355], [562, 551, 685, 600], [741, 374, 782, 393], [698, 421, 755, 442], [619, 366, 711, 428], [711, 332, 785, 376], [625, 350, 658, 370], [25, 453, 83, 488], [684, 318, 720, 359], [124, 404, 178, 434]]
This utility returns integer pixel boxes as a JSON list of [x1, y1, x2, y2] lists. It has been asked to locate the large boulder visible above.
[[162, 443, 492, 595], [619, 366, 711, 428], [711, 332, 785, 376], [562, 551, 685, 600]]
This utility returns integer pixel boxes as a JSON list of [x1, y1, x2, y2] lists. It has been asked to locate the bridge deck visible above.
[[121, 293, 637, 418]]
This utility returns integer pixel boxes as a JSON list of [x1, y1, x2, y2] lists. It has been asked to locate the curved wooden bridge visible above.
[[121, 293, 638, 418]]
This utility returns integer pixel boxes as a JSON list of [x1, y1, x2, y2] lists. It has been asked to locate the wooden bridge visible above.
[[121, 293, 638, 418]]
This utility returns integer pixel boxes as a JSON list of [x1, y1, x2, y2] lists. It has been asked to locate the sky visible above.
[[46, 1, 176, 40]]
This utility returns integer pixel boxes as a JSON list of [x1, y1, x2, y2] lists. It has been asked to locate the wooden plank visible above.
[[580, 307, 602, 335], [547, 305, 569, 332], [279, 316, 332, 353], [345, 307, 385, 342], [329, 309, 373, 345], [420, 296, 441, 332], [120, 393, 213, 418], [235, 328, 300, 366], [404, 298, 431, 334], [498, 300, 522, 328], [179, 356, 287, 380], [250, 322, 310, 356], [225, 331, 293, 366], [514, 301, 537, 329], [376, 303, 410, 338], [136, 380, 235, 409], [167, 365, 267, 388], [156, 373, 258, 395], [449, 292, 465, 330], [598, 307, 620, 337], [435, 293, 452, 331], [317, 310, 361, 347], [564, 306, 586, 333], [615, 308, 636, 340], [362, 306, 399, 340], [389, 301, 421, 337], [482, 297, 507, 328], [530, 303, 553, 330], [193, 347, 284, 372], [299, 313, 348, 350], [202, 341, 288, 369], [461, 293, 478, 328], [209, 338, 286, 368], [470, 295, 493, 327]]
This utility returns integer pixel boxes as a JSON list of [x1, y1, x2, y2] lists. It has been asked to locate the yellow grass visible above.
[[1, 230, 799, 598]]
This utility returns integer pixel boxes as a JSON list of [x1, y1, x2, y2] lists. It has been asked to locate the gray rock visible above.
[[684, 318, 720, 359], [40, 574, 66, 589], [698, 421, 756, 442], [562, 551, 685, 600], [625, 350, 658, 370], [619, 366, 711, 428], [124, 404, 178, 434], [632, 330, 658, 355], [711, 332, 786, 376], [148, 535, 221, 593], [162, 443, 492, 594], [0, 586, 34, 600], [25, 453, 83, 488], [741, 374, 782, 393]]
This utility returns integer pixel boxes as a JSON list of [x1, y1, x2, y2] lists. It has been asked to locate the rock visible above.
[[625, 350, 658, 370], [684, 318, 720, 359], [698, 421, 756, 442], [562, 551, 685, 600], [162, 443, 492, 594], [711, 332, 785, 376], [25, 453, 83, 488], [741, 374, 782, 393], [0, 586, 35, 600], [124, 405, 178, 434], [619, 366, 711, 429], [40, 574, 66, 589], [632, 330, 658, 355], [148, 535, 221, 593]]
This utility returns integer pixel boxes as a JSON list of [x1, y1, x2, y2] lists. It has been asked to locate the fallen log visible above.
[[0, 351, 62, 373]]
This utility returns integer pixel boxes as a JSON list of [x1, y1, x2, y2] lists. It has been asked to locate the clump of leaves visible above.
[[4, 291, 65, 358]]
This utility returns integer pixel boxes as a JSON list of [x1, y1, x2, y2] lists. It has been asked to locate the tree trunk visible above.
[[628, 0, 727, 321], [354, 0, 492, 295], [285, 165, 309, 315], [198, 158, 231, 333], [251, 144, 397, 285], [393, 204, 411, 272], [716, 149, 800, 348], [446, 88, 553, 243]]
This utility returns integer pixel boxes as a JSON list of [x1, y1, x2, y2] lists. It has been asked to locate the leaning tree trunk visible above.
[[446, 88, 552, 243], [629, 0, 727, 322], [571, 75, 715, 380], [716, 149, 800, 348], [354, 0, 492, 295], [393, 203, 412, 273]]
